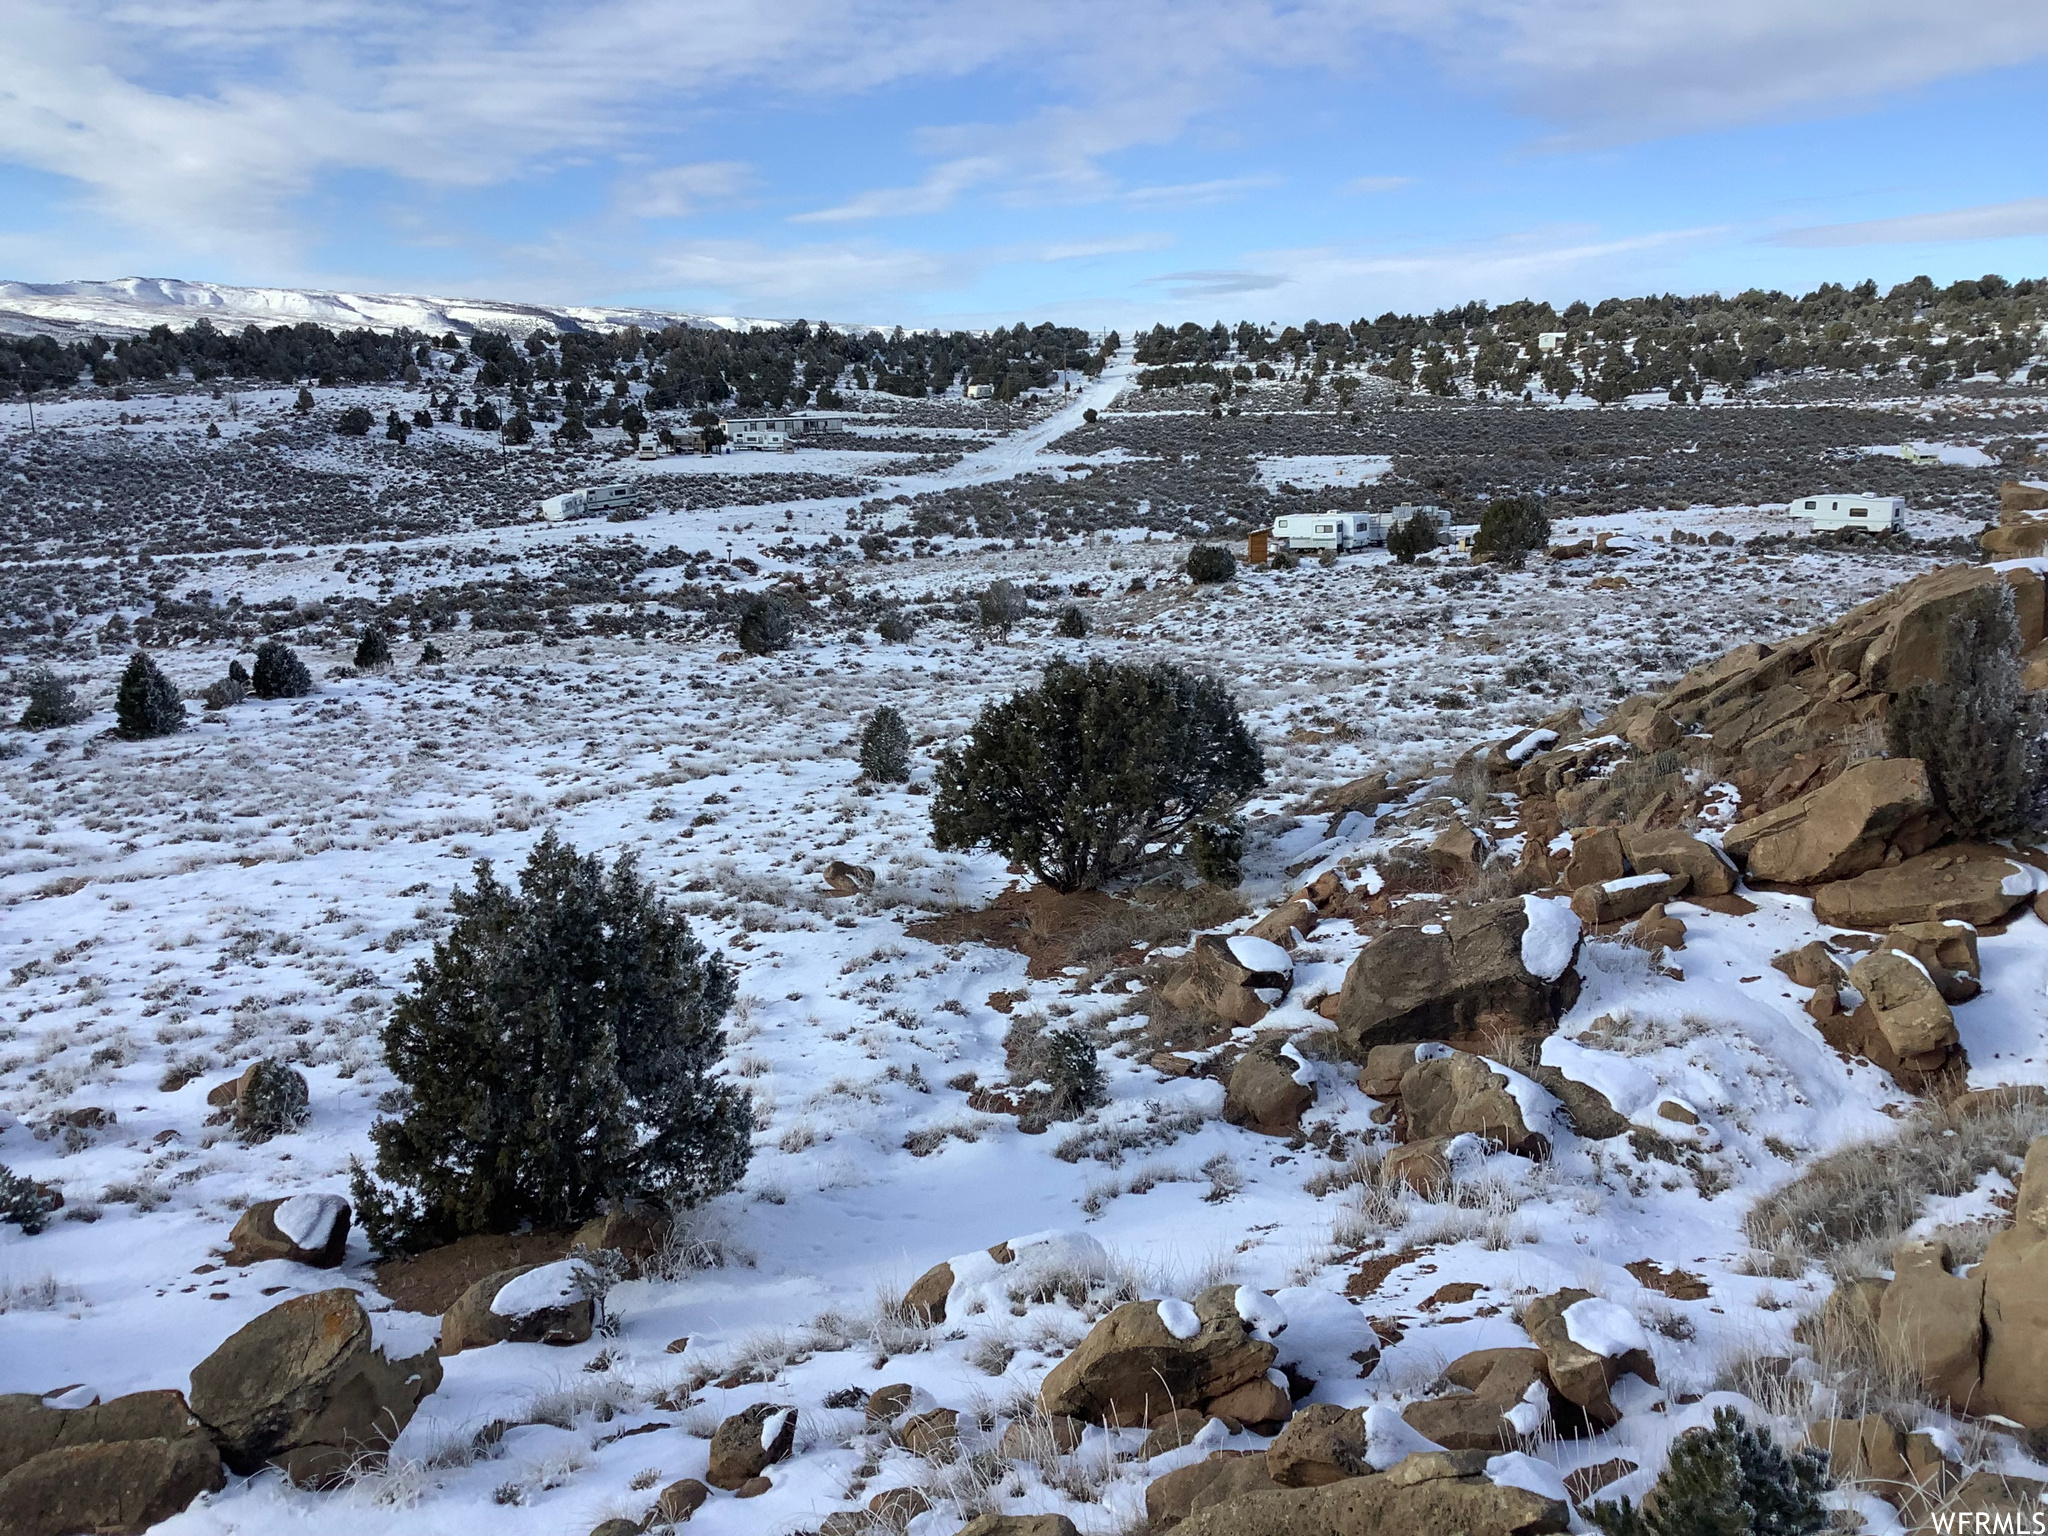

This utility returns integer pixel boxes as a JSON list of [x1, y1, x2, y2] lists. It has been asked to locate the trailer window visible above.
[[1804, 500, 1816, 510], [1851, 507, 1867, 517]]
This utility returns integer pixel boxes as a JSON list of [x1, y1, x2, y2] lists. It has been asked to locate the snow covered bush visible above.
[[1589, 1406, 1830, 1536], [252, 639, 313, 699], [1471, 496, 1550, 562], [1, 1164, 57, 1235], [352, 833, 752, 1253], [736, 595, 793, 655], [1185, 543, 1236, 584], [932, 658, 1264, 892], [15, 666, 89, 730], [114, 651, 185, 739], [858, 706, 912, 783], [354, 625, 393, 673], [877, 610, 917, 643], [1886, 581, 2048, 840], [237, 1058, 310, 1144], [1187, 817, 1245, 885]]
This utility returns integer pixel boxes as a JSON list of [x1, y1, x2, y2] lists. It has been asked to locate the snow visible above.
[[1488, 1450, 1570, 1502], [489, 1260, 583, 1318], [1562, 1297, 1653, 1359], [1233, 1286, 1289, 1340], [1252, 454, 1392, 490], [271, 1192, 347, 1251], [1520, 895, 1582, 980], [760, 1407, 796, 1451], [1155, 1298, 1202, 1340], [1361, 1403, 1443, 1469], [1603, 872, 1676, 893], [944, 1231, 1110, 1321], [2003, 863, 2048, 897], [1504, 728, 1557, 764], [1501, 1382, 1551, 1438], [1225, 935, 1293, 976]]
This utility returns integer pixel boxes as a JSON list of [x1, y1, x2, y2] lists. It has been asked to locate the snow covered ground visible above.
[[2, 363, 2046, 1535]]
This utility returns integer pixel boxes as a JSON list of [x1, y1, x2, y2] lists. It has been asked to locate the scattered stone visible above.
[[656, 1477, 709, 1522], [1223, 1039, 1315, 1138], [187, 1288, 442, 1486], [823, 860, 876, 896], [1039, 1287, 1279, 1426], [1521, 1290, 1657, 1431], [705, 1403, 797, 1491], [440, 1261, 594, 1355], [1846, 950, 1959, 1060], [1146, 1451, 1286, 1530], [225, 1194, 350, 1268], [1811, 847, 2035, 929]]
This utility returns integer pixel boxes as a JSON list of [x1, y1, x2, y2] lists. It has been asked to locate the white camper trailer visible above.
[[1795, 494, 1904, 533], [1270, 505, 1435, 553], [538, 483, 640, 521], [723, 412, 852, 451]]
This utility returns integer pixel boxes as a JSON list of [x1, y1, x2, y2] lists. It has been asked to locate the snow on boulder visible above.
[[224, 1193, 351, 1268], [273, 1194, 348, 1252], [1039, 1284, 1279, 1425], [705, 1402, 797, 1490], [1561, 1297, 1652, 1360], [441, 1261, 593, 1354], [1521, 1289, 1657, 1430], [1518, 895, 1581, 982], [490, 1259, 583, 1317], [1156, 1299, 1201, 1340], [1361, 1403, 1443, 1470], [1225, 934, 1293, 977], [1233, 1286, 1289, 1341]]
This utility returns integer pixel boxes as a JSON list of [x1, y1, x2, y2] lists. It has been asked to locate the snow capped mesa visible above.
[[0, 276, 824, 339]]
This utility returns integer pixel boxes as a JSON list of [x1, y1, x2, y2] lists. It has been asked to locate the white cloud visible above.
[[1122, 176, 1279, 208], [1348, 175, 1413, 194], [627, 162, 757, 219], [644, 239, 974, 316], [1774, 197, 2048, 248]]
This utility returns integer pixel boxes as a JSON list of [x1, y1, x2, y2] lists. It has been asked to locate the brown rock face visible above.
[[1160, 933, 1290, 1030], [1845, 950, 1959, 1059], [955, 1515, 1082, 1536], [1621, 830, 1736, 897], [1570, 872, 1687, 927], [0, 1390, 223, 1536], [440, 1264, 594, 1355], [1879, 1241, 1984, 1411], [1398, 1050, 1546, 1157], [1881, 922, 1982, 1003], [1265, 1403, 1369, 1487], [1771, 941, 1845, 990], [1169, 1454, 1571, 1536], [1224, 1040, 1316, 1138], [705, 1403, 797, 1490], [1979, 1135, 2048, 1430], [1250, 900, 1318, 948], [1039, 1287, 1278, 1426], [1813, 848, 2034, 929], [187, 1289, 442, 1486], [1520, 1290, 1656, 1431], [1561, 828, 1627, 892], [1147, 1451, 1286, 1530], [225, 1194, 351, 1268], [1721, 758, 1939, 885], [1333, 899, 1577, 1060]]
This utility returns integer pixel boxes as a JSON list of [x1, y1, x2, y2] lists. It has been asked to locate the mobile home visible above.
[[1269, 505, 1437, 553], [723, 412, 853, 451], [538, 483, 640, 521], [1795, 494, 1905, 533]]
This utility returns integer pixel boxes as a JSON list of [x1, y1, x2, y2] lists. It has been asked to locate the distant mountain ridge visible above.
[[0, 276, 830, 340]]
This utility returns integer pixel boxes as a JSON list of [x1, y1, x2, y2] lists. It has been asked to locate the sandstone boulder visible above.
[[1265, 1403, 1368, 1487], [1771, 941, 1845, 990], [1333, 899, 1579, 1060], [705, 1403, 797, 1490], [656, 1477, 709, 1523], [1160, 933, 1292, 1030], [187, 1289, 442, 1486], [1398, 1049, 1547, 1157], [1170, 1453, 1570, 1536], [1721, 758, 1940, 886], [823, 859, 876, 895], [225, 1193, 350, 1268], [1879, 1240, 1984, 1411], [440, 1261, 594, 1355], [1560, 828, 1627, 892], [0, 1390, 223, 1536], [955, 1515, 1081, 1536], [1250, 900, 1318, 948], [1881, 922, 1981, 1003], [1223, 1040, 1316, 1138], [1979, 1135, 2048, 1430], [1846, 949, 1958, 1060], [1520, 1291, 1656, 1431], [1147, 1451, 1286, 1530], [1570, 872, 1687, 927], [1039, 1287, 1278, 1426], [569, 1199, 673, 1273], [1621, 830, 1736, 897], [1814, 847, 2035, 929]]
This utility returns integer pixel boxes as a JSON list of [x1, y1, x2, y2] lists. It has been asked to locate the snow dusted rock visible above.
[[439, 1262, 594, 1354], [655, 1477, 709, 1522], [568, 1199, 673, 1273], [1978, 1135, 2048, 1431], [187, 1288, 442, 1486], [1169, 1450, 1570, 1536], [1332, 898, 1579, 1060], [1880, 921, 1981, 1003], [1618, 829, 1736, 898], [1812, 847, 2038, 929], [1397, 1049, 1551, 1158], [1845, 949, 1958, 1060], [1161, 933, 1292, 1032], [1770, 941, 1846, 990], [1721, 758, 1942, 886], [1248, 899, 1319, 948], [1147, 1451, 1287, 1529], [0, 1390, 223, 1536], [1519, 1291, 1656, 1431], [225, 1193, 350, 1268], [705, 1403, 797, 1490], [1039, 1285, 1280, 1426], [1223, 1039, 1316, 1138], [1879, 1240, 1985, 1411], [1569, 871, 1686, 927], [955, 1514, 1082, 1536], [1266, 1404, 1370, 1486]]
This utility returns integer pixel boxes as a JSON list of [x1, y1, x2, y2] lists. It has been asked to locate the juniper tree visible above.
[[877, 611, 916, 643], [1188, 817, 1245, 885], [1055, 605, 1090, 639], [736, 595, 793, 655], [1589, 1407, 1830, 1536], [1185, 544, 1236, 583], [932, 658, 1264, 892], [1472, 497, 1550, 561], [16, 666, 89, 729], [351, 834, 751, 1252], [977, 580, 1027, 642], [114, 652, 185, 739], [1387, 510, 1440, 565], [859, 706, 912, 782], [354, 626, 393, 673], [251, 640, 313, 699], [1887, 581, 2048, 839], [0, 1164, 56, 1235]]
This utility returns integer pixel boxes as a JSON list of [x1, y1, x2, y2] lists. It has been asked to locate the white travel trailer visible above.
[[538, 483, 640, 521], [724, 412, 852, 451], [1795, 494, 1905, 533], [1270, 506, 1435, 553]]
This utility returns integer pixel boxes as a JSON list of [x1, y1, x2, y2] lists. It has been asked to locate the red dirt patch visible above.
[[1344, 1246, 1427, 1300], [1625, 1260, 1710, 1301]]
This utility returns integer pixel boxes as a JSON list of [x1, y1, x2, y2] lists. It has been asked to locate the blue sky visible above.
[[3, 1, 2046, 328]]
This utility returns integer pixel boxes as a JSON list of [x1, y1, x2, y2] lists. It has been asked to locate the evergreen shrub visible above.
[[354, 626, 393, 673], [736, 595, 793, 655], [859, 706, 912, 782], [1472, 497, 1550, 561], [16, 666, 89, 730], [1186, 544, 1236, 583], [1589, 1406, 1829, 1536], [114, 652, 185, 739], [252, 640, 313, 699], [1055, 605, 1090, 639]]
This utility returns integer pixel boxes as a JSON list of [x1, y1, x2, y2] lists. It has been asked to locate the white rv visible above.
[[538, 483, 640, 521], [1795, 494, 1905, 533], [723, 412, 852, 451], [1270, 506, 1435, 553]]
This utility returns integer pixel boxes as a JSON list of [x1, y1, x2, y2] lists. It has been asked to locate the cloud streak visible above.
[[1774, 197, 2048, 248]]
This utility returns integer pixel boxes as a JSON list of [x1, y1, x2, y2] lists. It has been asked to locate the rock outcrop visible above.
[[187, 1289, 443, 1486], [225, 1193, 351, 1268], [1720, 758, 1942, 885], [440, 1261, 595, 1355], [1979, 1135, 2048, 1430], [1520, 1290, 1657, 1431], [1223, 1039, 1316, 1138], [1039, 1287, 1280, 1427], [0, 1390, 224, 1536], [1168, 1449, 1570, 1536], [705, 1403, 797, 1490], [1160, 934, 1293, 1031], [1812, 847, 2038, 929]]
